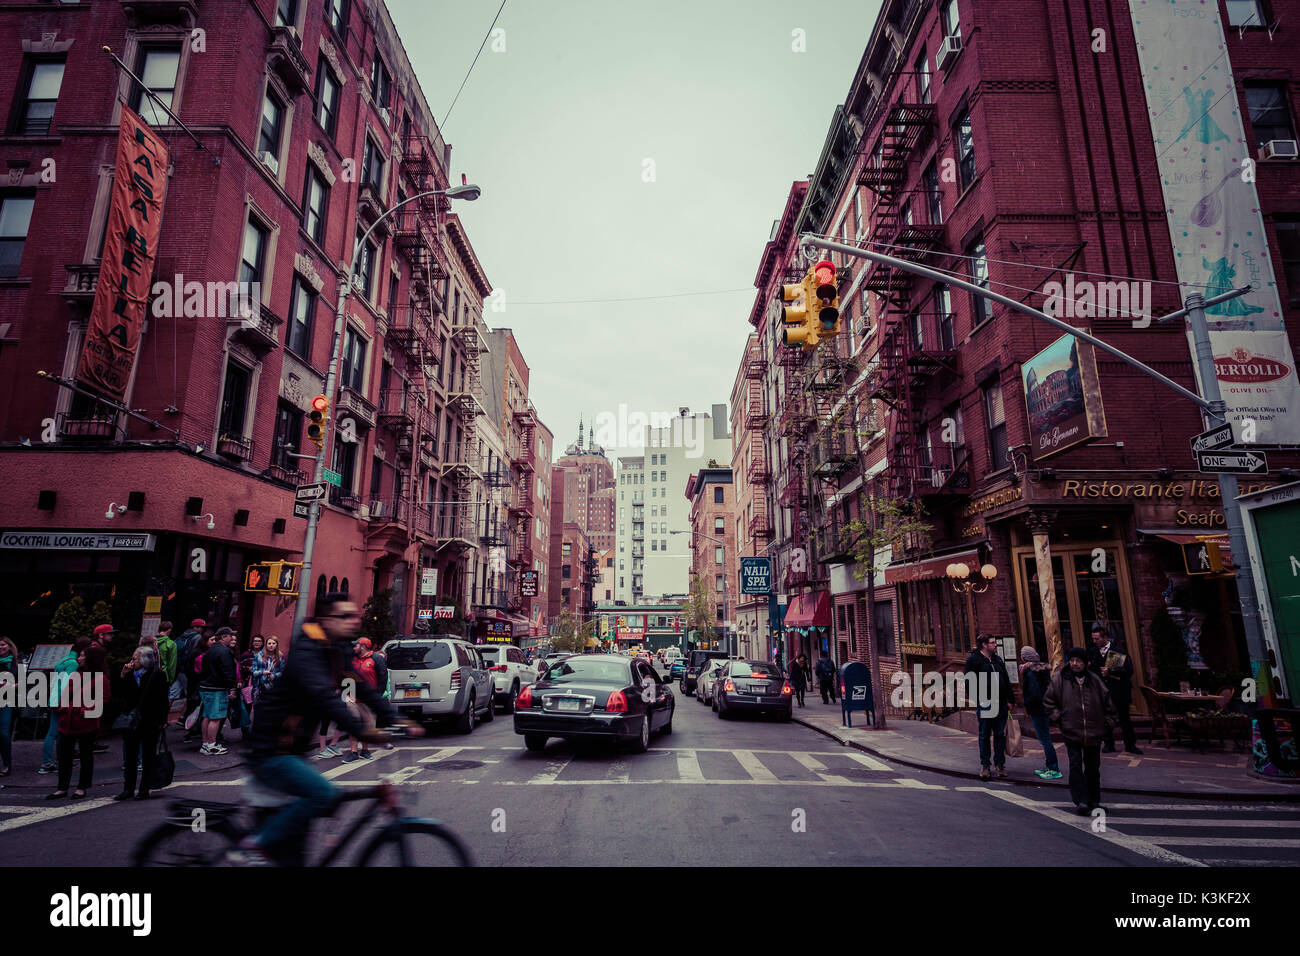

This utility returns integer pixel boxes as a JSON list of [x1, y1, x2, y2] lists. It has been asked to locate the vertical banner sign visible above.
[[1128, 2, 1300, 445], [76, 108, 168, 401]]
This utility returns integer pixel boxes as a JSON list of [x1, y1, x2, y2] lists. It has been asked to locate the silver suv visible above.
[[384, 637, 494, 734], [476, 644, 538, 712]]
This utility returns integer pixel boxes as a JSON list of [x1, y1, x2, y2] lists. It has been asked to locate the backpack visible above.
[[177, 631, 201, 675], [816, 658, 834, 679], [194, 652, 205, 676]]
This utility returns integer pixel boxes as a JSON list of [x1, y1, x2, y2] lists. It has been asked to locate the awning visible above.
[[884, 549, 980, 585], [784, 591, 831, 628]]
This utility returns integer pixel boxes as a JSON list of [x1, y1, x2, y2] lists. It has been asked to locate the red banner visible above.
[[76, 108, 168, 401]]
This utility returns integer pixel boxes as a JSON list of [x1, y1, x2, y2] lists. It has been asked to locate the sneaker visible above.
[[979, 767, 991, 781], [199, 743, 212, 755], [358, 750, 374, 761], [1036, 769, 1063, 780], [37, 762, 56, 775], [341, 751, 358, 763], [202, 743, 228, 755], [314, 746, 339, 760], [995, 766, 1008, 779]]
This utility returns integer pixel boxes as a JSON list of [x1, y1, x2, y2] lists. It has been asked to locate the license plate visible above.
[[556, 698, 582, 712], [750, 683, 768, 695], [403, 688, 422, 699]]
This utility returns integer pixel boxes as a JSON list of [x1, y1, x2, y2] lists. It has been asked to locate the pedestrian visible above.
[[39, 637, 87, 775], [176, 620, 207, 738], [92, 623, 114, 647], [963, 634, 1015, 780], [241, 635, 264, 677], [250, 635, 284, 713], [1087, 623, 1142, 754], [112, 646, 169, 801], [1019, 646, 1061, 780], [1043, 646, 1118, 815], [48, 644, 109, 799], [344, 639, 378, 763], [815, 651, 837, 704], [788, 653, 809, 707], [198, 627, 238, 755], [0, 637, 17, 777], [155, 621, 178, 686]]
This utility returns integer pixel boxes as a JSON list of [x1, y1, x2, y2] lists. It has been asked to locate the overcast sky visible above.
[[388, 0, 882, 460]]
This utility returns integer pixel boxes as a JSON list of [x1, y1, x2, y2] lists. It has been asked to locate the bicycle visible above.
[[131, 759, 472, 867]]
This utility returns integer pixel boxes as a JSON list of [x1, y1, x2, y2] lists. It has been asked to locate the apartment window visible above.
[[562, 564, 571, 579], [716, 574, 724, 593], [362, 136, 385, 196], [273, 401, 303, 466], [315, 62, 341, 138], [1245, 83, 1295, 148], [1276, 220, 1300, 306], [15, 58, 65, 135], [239, 218, 269, 286], [933, 284, 955, 349], [370, 57, 391, 111], [276, 0, 298, 28], [1225, 0, 1265, 27], [954, 108, 976, 190], [341, 326, 367, 392], [852, 190, 863, 238], [354, 229, 377, 299], [715, 546, 724, 565], [287, 275, 316, 357], [714, 517, 725, 533], [651, 540, 658, 552], [941, 0, 960, 39], [916, 50, 930, 104], [907, 309, 924, 351], [0, 196, 34, 279], [966, 235, 993, 326], [984, 380, 1008, 473], [302, 167, 328, 244], [325, 0, 350, 36], [332, 432, 358, 492], [924, 160, 942, 226], [218, 360, 251, 440], [132, 48, 180, 127], [660, 539, 667, 551], [258, 89, 286, 161], [874, 601, 894, 657]]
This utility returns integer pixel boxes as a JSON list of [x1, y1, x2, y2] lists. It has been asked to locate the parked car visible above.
[[668, 658, 689, 680], [476, 644, 538, 712], [680, 649, 728, 694], [696, 659, 727, 705], [713, 660, 792, 721], [384, 637, 495, 733], [514, 654, 675, 753]]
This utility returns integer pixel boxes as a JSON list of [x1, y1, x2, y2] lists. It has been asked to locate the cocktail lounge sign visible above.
[[1, 531, 156, 551]]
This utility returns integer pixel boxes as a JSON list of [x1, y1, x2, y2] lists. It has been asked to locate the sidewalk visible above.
[[791, 701, 1300, 800]]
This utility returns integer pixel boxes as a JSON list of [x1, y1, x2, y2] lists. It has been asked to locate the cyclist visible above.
[[230, 593, 421, 864]]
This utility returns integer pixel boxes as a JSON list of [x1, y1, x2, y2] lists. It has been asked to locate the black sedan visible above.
[[713, 660, 793, 721], [514, 654, 675, 753]]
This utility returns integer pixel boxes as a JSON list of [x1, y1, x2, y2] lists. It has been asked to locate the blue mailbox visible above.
[[839, 662, 875, 728]]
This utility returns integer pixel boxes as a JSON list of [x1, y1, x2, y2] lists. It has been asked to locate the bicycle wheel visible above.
[[355, 820, 473, 867], [132, 821, 241, 867]]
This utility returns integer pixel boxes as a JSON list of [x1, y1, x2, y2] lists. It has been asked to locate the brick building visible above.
[[686, 467, 738, 654], [734, 0, 1300, 708]]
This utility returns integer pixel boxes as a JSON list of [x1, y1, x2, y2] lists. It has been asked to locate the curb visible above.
[[792, 715, 1300, 802]]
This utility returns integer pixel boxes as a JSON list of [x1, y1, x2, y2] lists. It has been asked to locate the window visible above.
[[370, 57, 391, 110], [341, 326, 367, 392], [132, 48, 180, 127], [874, 601, 894, 657], [15, 58, 64, 135], [325, 0, 349, 35], [332, 432, 358, 492], [966, 235, 993, 326], [276, 0, 298, 28], [916, 50, 930, 104], [315, 62, 341, 138], [1245, 83, 1295, 148], [954, 108, 976, 190], [660, 539, 667, 551], [0, 196, 34, 279], [908, 309, 924, 351], [933, 284, 955, 349], [941, 0, 960, 39], [924, 160, 942, 225], [239, 218, 269, 286], [287, 275, 316, 357], [562, 564, 571, 579], [715, 546, 724, 565], [362, 136, 385, 196], [219, 360, 251, 440], [651, 540, 658, 552], [273, 402, 303, 466], [302, 167, 328, 244], [354, 229, 377, 299], [716, 574, 724, 593], [713, 486, 725, 503], [714, 517, 725, 534], [258, 88, 286, 161], [1225, 0, 1265, 27], [984, 380, 1008, 473], [1276, 220, 1300, 306]]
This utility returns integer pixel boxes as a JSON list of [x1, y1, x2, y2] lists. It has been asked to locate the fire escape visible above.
[[506, 405, 537, 613], [745, 346, 772, 548], [399, 130, 450, 297]]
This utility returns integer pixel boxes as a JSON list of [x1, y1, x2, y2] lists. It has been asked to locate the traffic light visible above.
[[810, 259, 840, 339], [306, 395, 329, 449], [1182, 541, 1224, 575], [780, 272, 818, 349], [244, 563, 275, 592], [272, 561, 302, 596]]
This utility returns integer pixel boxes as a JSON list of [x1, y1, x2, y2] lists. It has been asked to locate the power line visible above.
[[510, 287, 754, 306], [440, 0, 508, 132]]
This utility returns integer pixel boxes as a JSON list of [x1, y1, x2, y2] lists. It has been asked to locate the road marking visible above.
[[0, 797, 116, 833], [491, 778, 932, 788], [606, 757, 630, 784], [789, 753, 828, 773], [968, 787, 1206, 866], [844, 752, 893, 772], [1136, 836, 1300, 848], [321, 752, 391, 780], [676, 750, 704, 781], [1087, 803, 1300, 812], [1112, 818, 1300, 828], [382, 766, 424, 784], [894, 777, 946, 789], [418, 747, 467, 764], [732, 750, 779, 782], [527, 758, 571, 786]]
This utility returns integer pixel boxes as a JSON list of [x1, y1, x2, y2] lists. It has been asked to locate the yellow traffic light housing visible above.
[[780, 273, 820, 349], [244, 563, 275, 592], [306, 394, 329, 449], [271, 560, 302, 595], [810, 260, 840, 340]]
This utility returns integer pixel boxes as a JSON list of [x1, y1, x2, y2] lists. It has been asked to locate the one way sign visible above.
[[1190, 423, 1235, 453], [1195, 448, 1269, 474], [295, 483, 327, 502]]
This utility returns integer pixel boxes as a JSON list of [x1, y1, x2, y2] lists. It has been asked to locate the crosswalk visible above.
[[970, 788, 1300, 866]]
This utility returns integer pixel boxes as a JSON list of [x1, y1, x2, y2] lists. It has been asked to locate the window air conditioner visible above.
[[936, 34, 963, 72], [1261, 139, 1299, 160], [369, 500, 385, 518], [260, 151, 279, 174]]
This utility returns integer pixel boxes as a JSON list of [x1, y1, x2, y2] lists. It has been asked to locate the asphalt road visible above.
[[2, 690, 1298, 867]]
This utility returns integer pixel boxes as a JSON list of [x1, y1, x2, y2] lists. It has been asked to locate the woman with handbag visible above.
[[48, 644, 109, 800], [112, 646, 169, 800]]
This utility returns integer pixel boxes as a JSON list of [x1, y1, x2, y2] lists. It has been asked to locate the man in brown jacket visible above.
[[1043, 646, 1118, 815]]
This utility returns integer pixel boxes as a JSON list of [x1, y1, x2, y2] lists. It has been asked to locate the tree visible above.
[[842, 489, 933, 730], [359, 588, 398, 648], [552, 610, 594, 653], [48, 595, 111, 644], [680, 573, 717, 649]]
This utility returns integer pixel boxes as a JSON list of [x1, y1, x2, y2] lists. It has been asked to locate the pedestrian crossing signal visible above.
[[1182, 541, 1224, 575], [244, 562, 275, 591], [244, 560, 303, 594]]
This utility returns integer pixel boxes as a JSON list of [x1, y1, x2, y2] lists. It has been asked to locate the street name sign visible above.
[[295, 483, 327, 502], [1190, 423, 1236, 452], [1195, 448, 1268, 474], [322, 468, 343, 487]]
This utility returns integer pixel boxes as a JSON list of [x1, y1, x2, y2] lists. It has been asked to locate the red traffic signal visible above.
[[306, 395, 329, 449]]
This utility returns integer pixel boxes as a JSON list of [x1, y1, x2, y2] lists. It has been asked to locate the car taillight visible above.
[[724, 680, 735, 692], [517, 685, 533, 709], [488, 665, 508, 672], [450, 670, 462, 690], [605, 690, 628, 712], [782, 682, 793, 695]]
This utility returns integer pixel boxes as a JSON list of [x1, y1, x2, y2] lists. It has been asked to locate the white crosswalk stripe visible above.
[[732, 750, 779, 782]]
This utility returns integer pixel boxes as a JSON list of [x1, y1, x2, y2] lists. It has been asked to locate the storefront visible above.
[[783, 590, 831, 665]]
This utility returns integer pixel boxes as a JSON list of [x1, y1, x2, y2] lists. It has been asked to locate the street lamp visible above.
[[946, 561, 997, 651], [671, 528, 730, 656], [293, 184, 482, 633]]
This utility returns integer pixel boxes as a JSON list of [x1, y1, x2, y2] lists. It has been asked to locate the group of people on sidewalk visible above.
[[786, 651, 840, 707], [965, 623, 1142, 816]]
